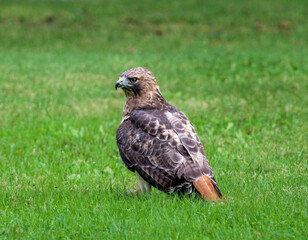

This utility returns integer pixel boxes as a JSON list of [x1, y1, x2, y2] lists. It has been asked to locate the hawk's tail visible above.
[[193, 174, 223, 201]]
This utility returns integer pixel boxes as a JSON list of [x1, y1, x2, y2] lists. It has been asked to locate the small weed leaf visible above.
[[99, 125, 105, 135], [69, 126, 85, 138], [67, 174, 80, 181], [103, 167, 114, 177], [226, 122, 234, 131]]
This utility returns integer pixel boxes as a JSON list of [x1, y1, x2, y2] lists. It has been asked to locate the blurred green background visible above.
[[0, 0, 307, 239]]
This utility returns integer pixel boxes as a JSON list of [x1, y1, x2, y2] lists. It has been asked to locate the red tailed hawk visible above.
[[115, 67, 222, 201]]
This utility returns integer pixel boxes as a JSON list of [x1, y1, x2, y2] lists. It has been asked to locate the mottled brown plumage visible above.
[[115, 67, 222, 201]]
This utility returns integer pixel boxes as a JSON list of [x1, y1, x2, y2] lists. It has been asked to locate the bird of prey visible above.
[[115, 67, 222, 201]]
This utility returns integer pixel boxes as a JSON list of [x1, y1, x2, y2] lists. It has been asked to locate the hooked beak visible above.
[[115, 76, 130, 90], [115, 81, 121, 90]]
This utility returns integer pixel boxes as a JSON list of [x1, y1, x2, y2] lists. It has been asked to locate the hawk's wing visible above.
[[116, 107, 222, 196]]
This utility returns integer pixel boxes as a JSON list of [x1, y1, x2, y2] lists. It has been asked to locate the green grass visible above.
[[0, 0, 307, 239]]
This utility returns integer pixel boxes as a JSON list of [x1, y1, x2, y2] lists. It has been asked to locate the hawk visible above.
[[115, 67, 222, 201]]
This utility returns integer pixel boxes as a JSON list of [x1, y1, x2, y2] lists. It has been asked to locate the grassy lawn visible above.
[[0, 0, 307, 239]]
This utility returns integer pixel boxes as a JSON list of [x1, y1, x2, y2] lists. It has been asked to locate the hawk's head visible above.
[[115, 67, 158, 96]]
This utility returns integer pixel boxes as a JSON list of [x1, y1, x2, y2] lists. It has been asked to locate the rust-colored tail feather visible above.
[[193, 174, 222, 201]]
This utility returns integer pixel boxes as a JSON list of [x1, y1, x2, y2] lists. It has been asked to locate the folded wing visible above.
[[116, 106, 222, 199]]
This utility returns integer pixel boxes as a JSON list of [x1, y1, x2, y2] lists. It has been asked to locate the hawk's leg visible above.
[[137, 173, 151, 193], [126, 173, 151, 195]]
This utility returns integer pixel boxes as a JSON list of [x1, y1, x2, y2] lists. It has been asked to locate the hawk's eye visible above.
[[128, 77, 138, 83]]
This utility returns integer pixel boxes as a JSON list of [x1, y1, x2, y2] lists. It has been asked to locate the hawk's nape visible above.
[[115, 67, 222, 201]]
